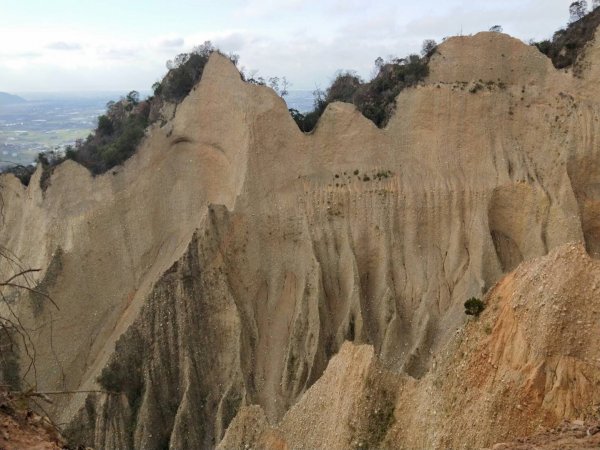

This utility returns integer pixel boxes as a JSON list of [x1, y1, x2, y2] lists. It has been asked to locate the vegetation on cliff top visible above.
[[5, 1, 600, 187], [3, 42, 224, 186], [291, 40, 434, 132], [2, 37, 433, 186], [532, 1, 600, 71]]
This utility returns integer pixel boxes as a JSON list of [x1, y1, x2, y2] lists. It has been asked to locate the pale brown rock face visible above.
[[2, 30, 600, 449]]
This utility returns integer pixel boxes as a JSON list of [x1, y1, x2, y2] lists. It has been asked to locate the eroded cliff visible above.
[[220, 243, 600, 449], [1, 30, 600, 448]]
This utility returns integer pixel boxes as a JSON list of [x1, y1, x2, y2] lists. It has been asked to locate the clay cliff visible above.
[[220, 243, 600, 448], [1, 28, 600, 449]]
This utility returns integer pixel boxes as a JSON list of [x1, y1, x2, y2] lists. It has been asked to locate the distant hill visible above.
[[0, 92, 26, 105]]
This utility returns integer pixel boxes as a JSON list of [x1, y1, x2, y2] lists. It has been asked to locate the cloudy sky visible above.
[[0, 0, 583, 93]]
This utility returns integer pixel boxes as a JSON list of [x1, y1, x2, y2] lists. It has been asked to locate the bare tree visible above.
[[0, 185, 60, 391], [280, 77, 290, 98], [268, 76, 290, 97], [421, 39, 438, 57], [0, 247, 60, 389]]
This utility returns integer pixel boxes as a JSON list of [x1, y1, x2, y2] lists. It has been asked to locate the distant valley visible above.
[[0, 90, 313, 168], [0, 92, 26, 105]]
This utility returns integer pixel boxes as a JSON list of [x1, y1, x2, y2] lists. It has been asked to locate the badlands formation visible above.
[[1, 30, 600, 449]]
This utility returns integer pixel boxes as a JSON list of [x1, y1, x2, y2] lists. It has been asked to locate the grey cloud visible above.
[[45, 41, 82, 51], [235, 32, 379, 89], [207, 1, 571, 90], [99, 47, 140, 60], [337, 12, 400, 39], [157, 37, 184, 49], [8, 51, 43, 59], [233, 0, 304, 19], [402, 1, 569, 42], [4, 0, 575, 93], [214, 33, 247, 52], [329, 0, 371, 14]]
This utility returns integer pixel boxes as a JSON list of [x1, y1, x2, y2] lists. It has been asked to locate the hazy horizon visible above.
[[0, 89, 316, 168], [6, 88, 312, 98]]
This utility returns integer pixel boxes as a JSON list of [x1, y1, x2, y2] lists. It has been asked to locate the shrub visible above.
[[161, 42, 216, 102], [288, 89, 327, 132], [152, 81, 163, 96], [325, 71, 363, 103], [64, 97, 149, 176], [531, 5, 600, 70], [354, 53, 429, 127], [533, 39, 552, 55], [464, 297, 486, 316], [97, 115, 114, 135], [158, 41, 240, 103], [421, 39, 438, 57], [1, 164, 35, 186], [570, 1, 589, 23]]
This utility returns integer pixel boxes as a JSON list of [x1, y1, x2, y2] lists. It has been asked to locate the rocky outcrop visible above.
[[221, 244, 600, 449], [69, 223, 244, 449], [219, 342, 401, 450], [387, 243, 600, 448], [2, 30, 600, 448]]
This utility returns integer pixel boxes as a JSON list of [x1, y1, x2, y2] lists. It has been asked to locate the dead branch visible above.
[[17, 390, 115, 396], [3, 269, 41, 285]]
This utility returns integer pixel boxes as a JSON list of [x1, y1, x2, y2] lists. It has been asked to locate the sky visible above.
[[0, 0, 584, 93]]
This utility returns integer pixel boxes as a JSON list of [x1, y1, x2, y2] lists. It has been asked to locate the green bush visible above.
[[464, 297, 486, 316], [97, 115, 114, 135], [326, 71, 363, 103], [288, 89, 327, 132], [2, 164, 35, 186], [161, 42, 216, 102], [66, 97, 149, 175], [152, 81, 163, 96]]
